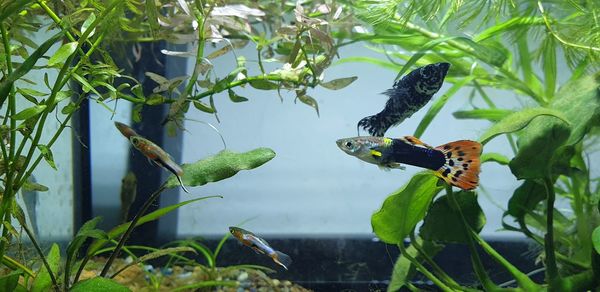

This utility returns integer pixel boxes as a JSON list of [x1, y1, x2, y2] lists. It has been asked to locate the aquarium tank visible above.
[[0, 0, 599, 291]]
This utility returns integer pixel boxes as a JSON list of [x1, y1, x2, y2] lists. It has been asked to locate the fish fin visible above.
[[176, 174, 190, 194], [433, 140, 482, 190], [272, 251, 292, 270], [251, 246, 263, 254], [357, 114, 388, 137], [401, 136, 434, 149], [377, 165, 391, 172]]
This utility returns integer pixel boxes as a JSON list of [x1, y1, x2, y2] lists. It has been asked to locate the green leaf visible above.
[[70, 277, 130, 292], [206, 46, 232, 59], [23, 180, 49, 192], [192, 100, 215, 113], [371, 172, 443, 244], [319, 76, 358, 90], [420, 191, 486, 243], [31, 243, 60, 292], [506, 180, 545, 220], [0, 270, 22, 292], [36, 145, 56, 170], [550, 72, 600, 145], [0, 32, 62, 106], [542, 37, 557, 99], [165, 148, 276, 189], [12, 105, 46, 120], [81, 12, 97, 37], [388, 238, 443, 291], [509, 116, 571, 179], [249, 79, 279, 90], [145, 0, 159, 34], [453, 108, 514, 122], [479, 107, 570, 145], [111, 247, 196, 278], [481, 152, 510, 165], [227, 89, 248, 103], [47, 42, 77, 67], [87, 196, 221, 256], [474, 17, 545, 42], [395, 36, 459, 81], [414, 76, 473, 138], [297, 95, 319, 117], [593, 226, 600, 255], [62, 102, 78, 115]]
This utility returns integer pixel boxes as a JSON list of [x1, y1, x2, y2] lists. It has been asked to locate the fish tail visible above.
[[272, 251, 292, 270], [357, 115, 387, 137], [176, 174, 190, 194], [433, 140, 482, 190]]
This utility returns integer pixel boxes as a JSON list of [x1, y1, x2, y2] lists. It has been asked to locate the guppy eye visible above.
[[345, 141, 353, 148]]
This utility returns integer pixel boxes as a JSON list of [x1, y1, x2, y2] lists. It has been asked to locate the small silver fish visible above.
[[229, 226, 292, 270]]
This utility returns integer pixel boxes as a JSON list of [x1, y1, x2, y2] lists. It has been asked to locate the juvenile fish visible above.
[[229, 226, 292, 270], [336, 136, 482, 190], [129, 136, 190, 193], [357, 63, 450, 137], [114, 122, 189, 193]]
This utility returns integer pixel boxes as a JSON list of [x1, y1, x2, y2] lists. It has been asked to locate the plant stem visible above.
[[445, 185, 497, 290], [100, 183, 167, 277], [543, 176, 558, 283], [396, 243, 454, 292], [2, 255, 34, 277], [21, 220, 58, 289], [472, 231, 539, 290]]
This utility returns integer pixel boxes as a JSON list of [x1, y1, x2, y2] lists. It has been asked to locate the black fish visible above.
[[357, 62, 450, 137]]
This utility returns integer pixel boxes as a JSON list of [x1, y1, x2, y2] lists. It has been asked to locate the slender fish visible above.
[[229, 226, 292, 270], [357, 63, 450, 137], [336, 136, 482, 190]]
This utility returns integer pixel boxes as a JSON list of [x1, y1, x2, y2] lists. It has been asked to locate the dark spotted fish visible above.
[[229, 226, 292, 270], [357, 63, 450, 137], [336, 136, 481, 190]]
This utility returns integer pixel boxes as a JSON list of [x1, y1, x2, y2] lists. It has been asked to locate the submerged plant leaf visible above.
[[479, 107, 569, 145], [36, 145, 57, 170], [371, 172, 443, 244], [12, 105, 46, 120], [31, 243, 60, 292], [297, 95, 319, 117], [111, 247, 196, 278], [481, 152, 509, 165], [81, 12, 97, 37], [70, 277, 130, 292], [319, 76, 358, 90], [87, 196, 221, 256], [453, 108, 514, 122], [420, 191, 486, 243], [593, 226, 600, 255], [388, 238, 443, 291], [506, 180, 545, 220], [23, 180, 49, 192], [165, 148, 276, 189], [249, 79, 279, 90], [47, 42, 78, 66], [227, 89, 248, 103], [0, 270, 22, 292]]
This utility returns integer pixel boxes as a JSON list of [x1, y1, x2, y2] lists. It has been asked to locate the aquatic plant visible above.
[[350, 0, 600, 290]]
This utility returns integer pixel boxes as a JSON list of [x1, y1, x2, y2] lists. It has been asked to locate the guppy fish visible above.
[[229, 226, 292, 270], [357, 62, 450, 137], [114, 122, 190, 193], [336, 136, 481, 190]]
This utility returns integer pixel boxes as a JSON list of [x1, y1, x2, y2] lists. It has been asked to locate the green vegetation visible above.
[[1, 0, 599, 290]]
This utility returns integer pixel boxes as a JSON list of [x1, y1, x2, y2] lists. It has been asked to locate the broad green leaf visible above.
[[453, 108, 514, 122], [227, 89, 248, 103], [62, 102, 78, 115], [388, 238, 443, 291], [47, 42, 77, 66], [111, 247, 195, 278], [23, 180, 49, 192], [70, 277, 130, 292], [371, 172, 443, 244], [509, 116, 571, 179], [481, 152, 510, 165], [31, 243, 60, 292], [36, 145, 56, 170], [479, 107, 569, 145], [593, 226, 600, 254], [550, 72, 600, 145], [87, 196, 221, 256], [17, 88, 47, 97], [414, 76, 473, 138], [506, 180, 545, 220], [0, 270, 22, 292], [319, 76, 358, 90], [249, 79, 279, 90], [193, 100, 215, 113], [12, 105, 46, 120], [420, 191, 486, 243], [297, 95, 319, 117], [0, 32, 62, 106], [80, 13, 97, 37], [165, 148, 276, 189]]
